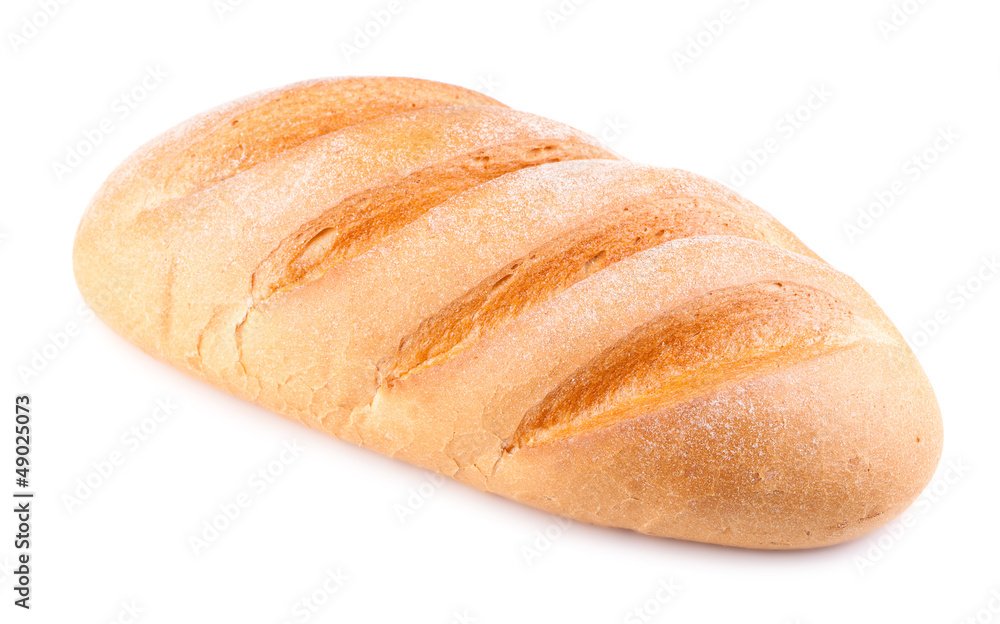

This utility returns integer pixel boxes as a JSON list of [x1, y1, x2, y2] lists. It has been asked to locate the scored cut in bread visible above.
[[73, 76, 943, 549]]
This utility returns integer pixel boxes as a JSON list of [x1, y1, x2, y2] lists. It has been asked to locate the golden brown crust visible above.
[[491, 339, 941, 548], [380, 196, 820, 385], [507, 280, 875, 450], [248, 135, 612, 304], [72, 77, 943, 550], [75, 104, 619, 385], [80, 77, 504, 222]]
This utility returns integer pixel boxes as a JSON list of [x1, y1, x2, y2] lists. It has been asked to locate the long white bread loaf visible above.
[[73, 77, 943, 549]]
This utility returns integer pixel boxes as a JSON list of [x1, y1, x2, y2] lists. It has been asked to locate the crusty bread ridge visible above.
[[73, 76, 943, 549]]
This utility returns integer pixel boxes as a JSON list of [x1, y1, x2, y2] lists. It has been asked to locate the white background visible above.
[[2, 0, 998, 622]]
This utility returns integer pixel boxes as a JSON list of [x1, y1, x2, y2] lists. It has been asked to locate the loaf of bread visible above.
[[73, 76, 943, 549]]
